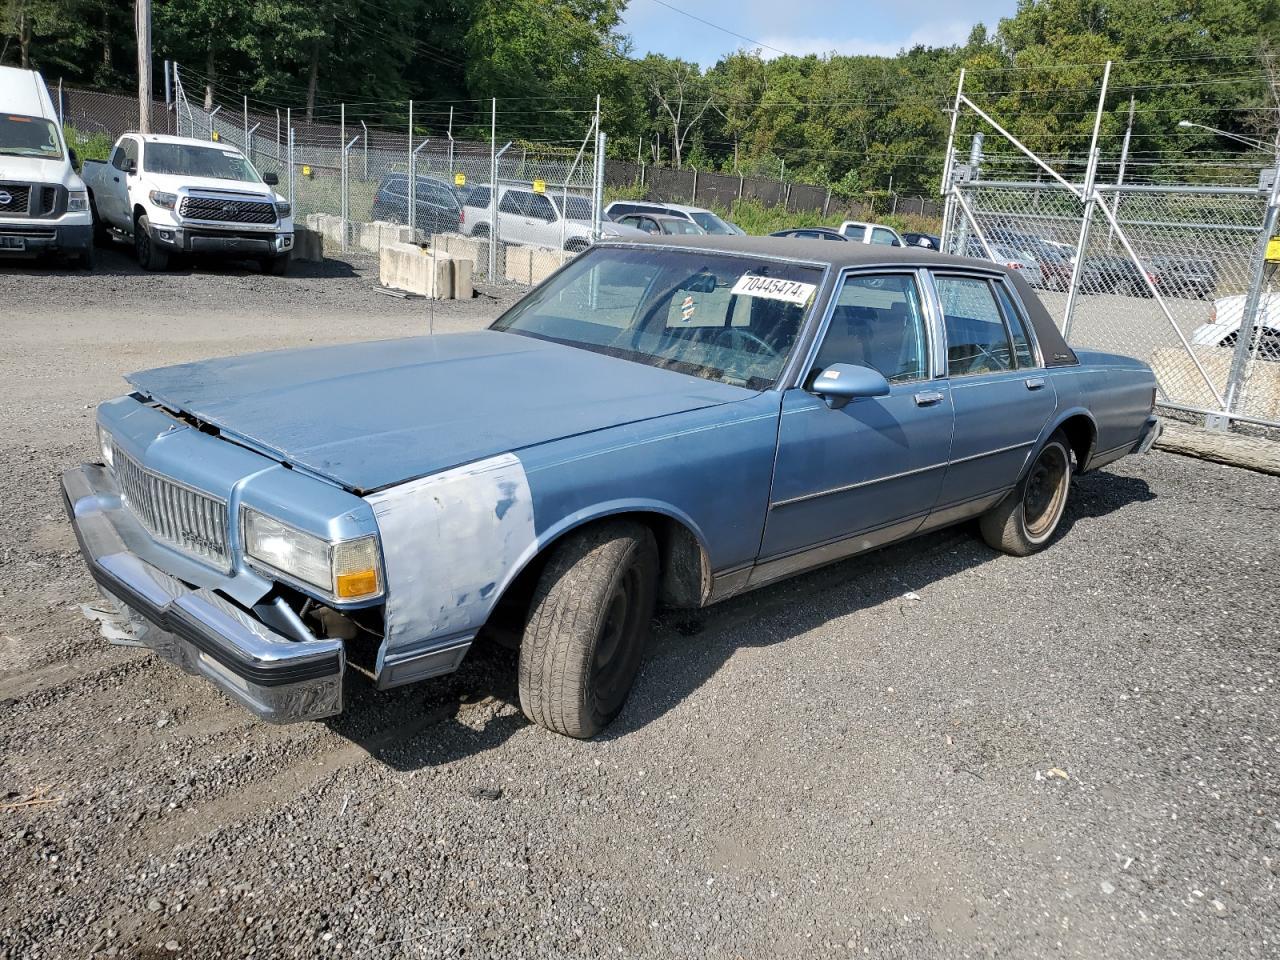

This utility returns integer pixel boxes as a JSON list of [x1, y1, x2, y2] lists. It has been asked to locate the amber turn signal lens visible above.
[[335, 568, 379, 599]]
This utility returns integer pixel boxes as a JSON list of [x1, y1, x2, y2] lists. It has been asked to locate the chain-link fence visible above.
[[943, 175, 1280, 428]]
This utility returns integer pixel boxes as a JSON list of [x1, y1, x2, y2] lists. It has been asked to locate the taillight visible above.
[[1209, 305, 1217, 323], [459, 208, 465, 225], [1146, 271, 1157, 285], [1007, 261, 1022, 269]]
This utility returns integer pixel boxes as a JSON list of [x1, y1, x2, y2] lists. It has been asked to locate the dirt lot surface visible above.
[[1, 248, 1277, 959]]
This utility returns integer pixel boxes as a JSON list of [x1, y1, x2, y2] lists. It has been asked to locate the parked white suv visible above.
[[462, 185, 643, 251], [838, 220, 904, 246], [82, 134, 294, 273], [0, 66, 94, 267], [604, 200, 743, 235]]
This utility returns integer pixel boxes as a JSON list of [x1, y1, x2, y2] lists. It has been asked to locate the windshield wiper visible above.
[[0, 149, 56, 158]]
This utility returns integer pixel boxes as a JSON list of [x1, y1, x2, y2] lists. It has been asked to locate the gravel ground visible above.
[[1, 247, 1277, 959]]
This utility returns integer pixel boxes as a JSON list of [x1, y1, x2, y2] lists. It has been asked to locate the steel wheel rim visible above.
[[1023, 443, 1069, 541], [591, 565, 639, 714]]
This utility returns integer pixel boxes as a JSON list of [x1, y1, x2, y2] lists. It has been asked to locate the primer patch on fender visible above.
[[367, 453, 536, 653], [730, 274, 816, 305]]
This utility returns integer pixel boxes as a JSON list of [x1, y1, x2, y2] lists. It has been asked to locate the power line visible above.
[[638, 0, 795, 58]]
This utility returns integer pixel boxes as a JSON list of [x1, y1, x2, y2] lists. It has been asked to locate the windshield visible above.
[[0, 114, 63, 159], [491, 247, 822, 390], [144, 144, 261, 182], [553, 195, 593, 221], [689, 211, 735, 235]]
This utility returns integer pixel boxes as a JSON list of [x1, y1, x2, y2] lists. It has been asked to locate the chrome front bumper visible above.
[[62, 465, 344, 723]]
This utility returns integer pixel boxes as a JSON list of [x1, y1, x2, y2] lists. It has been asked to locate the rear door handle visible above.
[[914, 391, 945, 407], [1025, 377, 1046, 390]]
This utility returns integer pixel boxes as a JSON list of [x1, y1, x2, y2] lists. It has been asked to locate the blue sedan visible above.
[[64, 236, 1160, 737]]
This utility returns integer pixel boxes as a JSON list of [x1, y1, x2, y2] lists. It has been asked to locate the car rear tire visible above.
[[517, 520, 658, 739], [134, 215, 169, 271], [980, 431, 1073, 557]]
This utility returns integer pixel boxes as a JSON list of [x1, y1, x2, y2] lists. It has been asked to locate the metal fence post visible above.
[[243, 96, 249, 155], [1215, 166, 1280, 428], [489, 98, 497, 280], [361, 120, 368, 180], [407, 100, 415, 236], [446, 106, 454, 178], [592, 129, 605, 241], [1062, 60, 1112, 339]]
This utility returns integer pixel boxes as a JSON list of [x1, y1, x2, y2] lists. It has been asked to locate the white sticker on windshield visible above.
[[730, 274, 816, 306]]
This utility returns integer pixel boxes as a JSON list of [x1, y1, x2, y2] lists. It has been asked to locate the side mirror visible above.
[[69, 147, 80, 170], [811, 363, 891, 409], [263, 171, 279, 186]]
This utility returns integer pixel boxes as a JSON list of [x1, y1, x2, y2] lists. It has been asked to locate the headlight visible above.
[[149, 190, 177, 210], [97, 424, 114, 469], [242, 508, 382, 602], [67, 190, 89, 212], [274, 201, 291, 219]]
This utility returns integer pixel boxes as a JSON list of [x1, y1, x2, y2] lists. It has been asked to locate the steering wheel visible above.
[[713, 326, 780, 359]]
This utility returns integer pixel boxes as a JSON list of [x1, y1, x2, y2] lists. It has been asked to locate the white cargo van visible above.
[[0, 66, 94, 267]]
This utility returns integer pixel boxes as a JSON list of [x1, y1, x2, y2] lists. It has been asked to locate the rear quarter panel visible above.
[[1052, 350, 1156, 462]]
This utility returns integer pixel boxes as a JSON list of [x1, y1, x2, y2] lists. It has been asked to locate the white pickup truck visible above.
[[82, 133, 294, 273]]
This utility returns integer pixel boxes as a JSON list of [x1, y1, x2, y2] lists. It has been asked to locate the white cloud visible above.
[[755, 21, 973, 60]]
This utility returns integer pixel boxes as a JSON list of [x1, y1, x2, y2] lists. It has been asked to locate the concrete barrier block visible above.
[[352, 220, 412, 254], [305, 214, 345, 247], [292, 227, 323, 263], [379, 242, 454, 298], [431, 232, 483, 271], [452, 255, 473, 299], [503, 245, 534, 285]]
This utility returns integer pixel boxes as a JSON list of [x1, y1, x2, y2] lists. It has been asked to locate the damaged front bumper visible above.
[[62, 464, 344, 723]]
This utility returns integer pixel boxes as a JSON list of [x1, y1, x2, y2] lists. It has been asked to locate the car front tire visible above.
[[134, 215, 169, 271], [518, 520, 658, 739], [262, 252, 291, 276], [980, 431, 1073, 557]]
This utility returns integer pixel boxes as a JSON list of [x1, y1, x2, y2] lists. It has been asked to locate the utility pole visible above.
[[135, 0, 152, 133]]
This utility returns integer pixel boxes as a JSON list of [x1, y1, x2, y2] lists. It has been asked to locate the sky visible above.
[[621, 0, 1020, 66]]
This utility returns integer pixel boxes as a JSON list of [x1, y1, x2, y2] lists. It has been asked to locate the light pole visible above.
[[1176, 119, 1270, 152]]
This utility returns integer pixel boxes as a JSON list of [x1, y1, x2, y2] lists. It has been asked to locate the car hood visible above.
[[143, 171, 278, 200], [126, 330, 754, 492], [0, 154, 79, 188]]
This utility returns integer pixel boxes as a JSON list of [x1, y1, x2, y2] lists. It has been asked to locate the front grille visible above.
[[110, 442, 231, 569], [179, 195, 277, 224], [0, 184, 31, 215]]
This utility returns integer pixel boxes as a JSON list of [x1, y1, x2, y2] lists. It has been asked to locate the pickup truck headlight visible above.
[[274, 201, 292, 219], [67, 190, 89, 212], [242, 508, 382, 602], [149, 190, 178, 210]]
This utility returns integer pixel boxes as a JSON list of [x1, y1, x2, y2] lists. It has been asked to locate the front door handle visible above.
[[914, 391, 945, 407], [113, 176, 120, 183], [1025, 377, 1046, 390]]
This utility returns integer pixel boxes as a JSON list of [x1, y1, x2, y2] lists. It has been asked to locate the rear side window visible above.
[[466, 187, 491, 208], [499, 191, 526, 215], [935, 275, 1014, 377], [112, 139, 138, 171], [526, 193, 556, 221], [870, 228, 898, 246], [993, 282, 1036, 368]]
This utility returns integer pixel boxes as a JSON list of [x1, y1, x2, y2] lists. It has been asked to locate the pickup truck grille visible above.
[[111, 442, 230, 569], [179, 195, 277, 224], [0, 184, 31, 215]]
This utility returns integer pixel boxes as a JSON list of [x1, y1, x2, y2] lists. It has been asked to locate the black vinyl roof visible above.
[[614, 233, 995, 271]]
